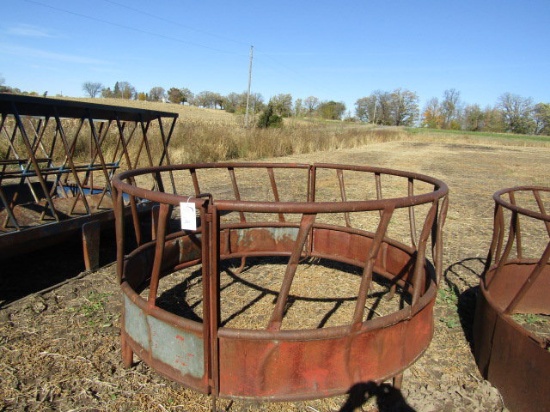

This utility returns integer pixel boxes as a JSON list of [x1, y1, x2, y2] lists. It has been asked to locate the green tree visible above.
[[101, 87, 113, 98], [0, 74, 9, 93], [498, 93, 535, 134], [257, 103, 283, 128], [318, 101, 346, 120], [294, 98, 304, 117], [194, 91, 223, 108], [270, 93, 293, 117], [482, 106, 505, 132], [533, 103, 550, 135], [167, 87, 184, 104], [356, 93, 389, 124], [114, 81, 135, 99], [224, 92, 242, 113], [462, 104, 484, 131], [168, 87, 193, 105]]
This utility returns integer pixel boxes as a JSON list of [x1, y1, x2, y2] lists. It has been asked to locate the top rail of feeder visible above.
[[113, 162, 449, 213]]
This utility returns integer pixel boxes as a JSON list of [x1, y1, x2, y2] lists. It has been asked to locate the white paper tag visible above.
[[180, 201, 197, 230]]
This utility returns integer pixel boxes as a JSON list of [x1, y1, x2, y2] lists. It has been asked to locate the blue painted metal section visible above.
[[148, 316, 204, 378], [124, 295, 150, 351], [123, 294, 205, 379]]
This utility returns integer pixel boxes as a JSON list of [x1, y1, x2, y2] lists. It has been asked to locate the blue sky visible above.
[[1, 0, 549, 113]]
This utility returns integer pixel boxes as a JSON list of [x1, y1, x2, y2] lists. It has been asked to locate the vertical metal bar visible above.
[[485, 204, 505, 289], [411, 201, 438, 306], [207, 203, 220, 401], [508, 191, 523, 259], [434, 195, 449, 284], [228, 167, 246, 222], [113, 183, 125, 283], [408, 178, 417, 248], [308, 164, 316, 203], [267, 167, 285, 222], [533, 189, 550, 237], [352, 206, 394, 328], [337, 169, 351, 228], [267, 213, 317, 331], [375, 172, 383, 217], [129, 190, 142, 246], [190, 168, 201, 196], [147, 202, 170, 307]]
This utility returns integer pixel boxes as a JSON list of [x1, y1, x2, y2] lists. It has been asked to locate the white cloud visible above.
[[0, 43, 110, 66], [6, 24, 56, 38]]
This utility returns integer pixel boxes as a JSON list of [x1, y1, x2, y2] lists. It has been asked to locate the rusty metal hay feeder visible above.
[[474, 186, 550, 411], [113, 162, 448, 402]]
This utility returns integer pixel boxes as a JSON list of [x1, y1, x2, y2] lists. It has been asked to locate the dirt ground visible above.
[[1, 137, 549, 411]]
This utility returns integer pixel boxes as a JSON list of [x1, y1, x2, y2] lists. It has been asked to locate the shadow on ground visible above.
[[443, 257, 486, 349], [339, 381, 416, 412], [0, 230, 118, 307]]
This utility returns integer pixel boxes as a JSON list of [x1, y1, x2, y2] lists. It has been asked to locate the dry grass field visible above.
[[1, 101, 549, 411]]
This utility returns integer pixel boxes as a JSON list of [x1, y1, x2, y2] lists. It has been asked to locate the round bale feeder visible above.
[[474, 186, 550, 411], [113, 162, 448, 403]]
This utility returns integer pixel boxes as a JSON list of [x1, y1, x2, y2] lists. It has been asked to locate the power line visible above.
[[101, 0, 250, 48], [23, 0, 241, 55]]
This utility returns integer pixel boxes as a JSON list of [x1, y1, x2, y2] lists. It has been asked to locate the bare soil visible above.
[[1, 138, 549, 411]]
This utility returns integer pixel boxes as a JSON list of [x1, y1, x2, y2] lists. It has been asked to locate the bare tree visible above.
[[355, 95, 379, 123], [82, 81, 103, 98], [390, 88, 419, 126], [149, 86, 166, 102], [441, 89, 461, 129], [304, 96, 319, 115]]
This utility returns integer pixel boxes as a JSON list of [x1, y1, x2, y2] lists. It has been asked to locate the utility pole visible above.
[[244, 45, 254, 128]]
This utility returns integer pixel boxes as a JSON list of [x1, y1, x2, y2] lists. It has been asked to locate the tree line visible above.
[[83, 81, 550, 134], [82, 81, 348, 126], [1, 74, 548, 134]]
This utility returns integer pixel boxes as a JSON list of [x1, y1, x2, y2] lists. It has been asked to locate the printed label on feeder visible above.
[[180, 201, 196, 230]]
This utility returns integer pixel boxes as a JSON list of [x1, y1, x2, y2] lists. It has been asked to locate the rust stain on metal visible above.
[[113, 162, 448, 402]]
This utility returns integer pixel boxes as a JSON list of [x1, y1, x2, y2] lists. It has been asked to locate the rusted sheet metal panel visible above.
[[483, 263, 549, 314], [217, 301, 434, 401], [123, 233, 203, 290], [311, 227, 414, 276], [222, 226, 299, 256], [474, 288, 550, 411]]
